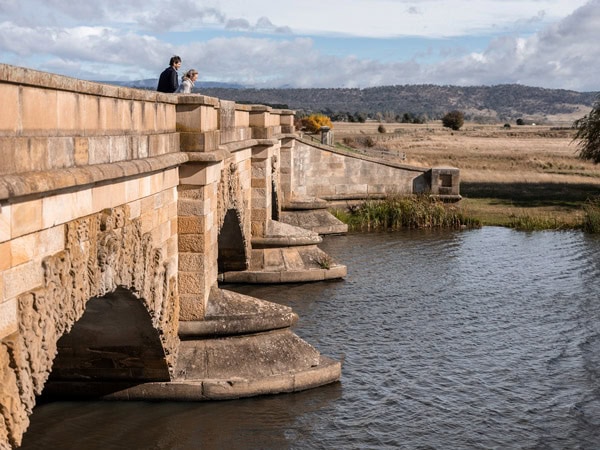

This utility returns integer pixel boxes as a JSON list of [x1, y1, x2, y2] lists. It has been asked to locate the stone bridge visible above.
[[0, 64, 459, 448]]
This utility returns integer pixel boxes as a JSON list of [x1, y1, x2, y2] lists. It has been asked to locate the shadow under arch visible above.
[[40, 287, 170, 400], [272, 178, 280, 221], [218, 208, 247, 273]]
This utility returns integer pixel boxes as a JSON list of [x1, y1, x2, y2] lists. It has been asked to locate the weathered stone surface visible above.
[[176, 329, 320, 379], [279, 210, 349, 235], [178, 286, 298, 337]]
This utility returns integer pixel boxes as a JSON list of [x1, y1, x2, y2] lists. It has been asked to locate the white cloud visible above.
[[0, 0, 598, 90]]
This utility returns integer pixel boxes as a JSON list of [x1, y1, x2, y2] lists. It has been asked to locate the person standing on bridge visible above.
[[156, 55, 182, 93], [175, 69, 199, 94]]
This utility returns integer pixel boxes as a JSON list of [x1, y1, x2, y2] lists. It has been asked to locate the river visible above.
[[21, 227, 600, 449]]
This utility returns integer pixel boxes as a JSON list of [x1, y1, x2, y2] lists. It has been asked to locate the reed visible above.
[[332, 196, 481, 231], [582, 198, 600, 233]]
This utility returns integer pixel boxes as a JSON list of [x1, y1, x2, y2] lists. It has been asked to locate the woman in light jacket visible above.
[[176, 69, 199, 93]]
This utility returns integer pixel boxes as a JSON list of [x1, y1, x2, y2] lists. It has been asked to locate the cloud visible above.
[[0, 0, 598, 90], [428, 0, 600, 90]]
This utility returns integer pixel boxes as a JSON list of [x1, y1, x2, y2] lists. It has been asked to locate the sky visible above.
[[0, 0, 599, 91]]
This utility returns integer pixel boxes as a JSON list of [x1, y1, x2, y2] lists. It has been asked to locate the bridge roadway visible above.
[[0, 64, 459, 448]]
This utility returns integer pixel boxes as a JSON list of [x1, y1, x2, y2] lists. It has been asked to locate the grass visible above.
[[332, 121, 600, 232]]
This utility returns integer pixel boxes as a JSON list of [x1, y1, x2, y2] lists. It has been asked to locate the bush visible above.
[[442, 110, 465, 131], [378, 124, 387, 133], [504, 123, 511, 128], [516, 118, 525, 126], [301, 114, 333, 133]]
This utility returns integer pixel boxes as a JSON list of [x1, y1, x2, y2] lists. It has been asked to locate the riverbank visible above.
[[332, 121, 600, 228]]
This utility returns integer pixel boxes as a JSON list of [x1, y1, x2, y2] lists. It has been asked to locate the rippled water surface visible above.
[[22, 227, 600, 449]]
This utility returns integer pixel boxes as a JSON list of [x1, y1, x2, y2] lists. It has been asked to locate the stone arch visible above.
[[1, 205, 179, 447], [41, 287, 171, 399], [218, 208, 247, 273], [217, 161, 251, 272]]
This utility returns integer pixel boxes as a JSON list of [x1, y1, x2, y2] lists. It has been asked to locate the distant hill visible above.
[[197, 84, 599, 124], [112, 80, 599, 124]]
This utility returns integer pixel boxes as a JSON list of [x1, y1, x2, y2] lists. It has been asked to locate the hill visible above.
[[197, 84, 599, 125]]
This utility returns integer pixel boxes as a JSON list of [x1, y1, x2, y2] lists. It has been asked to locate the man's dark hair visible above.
[[169, 55, 182, 66]]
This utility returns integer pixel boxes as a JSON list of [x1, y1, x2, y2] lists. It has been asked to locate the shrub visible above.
[[516, 118, 525, 126], [301, 114, 333, 133], [442, 110, 465, 131], [378, 124, 387, 133], [504, 123, 511, 129]]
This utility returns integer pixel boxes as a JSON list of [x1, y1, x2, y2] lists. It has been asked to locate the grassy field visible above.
[[332, 121, 600, 227]]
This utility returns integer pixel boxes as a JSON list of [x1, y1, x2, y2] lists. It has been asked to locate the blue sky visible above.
[[0, 0, 599, 91]]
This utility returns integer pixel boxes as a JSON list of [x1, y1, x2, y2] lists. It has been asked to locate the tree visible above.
[[573, 96, 600, 163], [442, 110, 464, 130], [301, 114, 333, 133]]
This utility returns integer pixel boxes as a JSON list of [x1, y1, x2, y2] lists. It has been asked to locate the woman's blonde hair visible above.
[[183, 69, 198, 80]]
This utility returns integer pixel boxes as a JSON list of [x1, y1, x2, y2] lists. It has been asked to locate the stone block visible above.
[[263, 248, 284, 270], [9, 232, 36, 266], [178, 271, 203, 295], [178, 198, 206, 216], [47, 137, 75, 170], [1, 138, 29, 174], [11, 199, 42, 239], [0, 203, 10, 243], [176, 104, 203, 132], [104, 183, 126, 211], [81, 94, 99, 132], [88, 137, 111, 165], [280, 270, 324, 283], [142, 101, 156, 132], [179, 293, 206, 321], [21, 86, 58, 133], [73, 137, 89, 166], [0, 298, 17, 340], [91, 183, 113, 213], [3, 259, 43, 300], [56, 90, 80, 132], [178, 253, 205, 272], [178, 216, 205, 235], [36, 226, 65, 259], [0, 84, 18, 133], [0, 241, 11, 271], [110, 135, 129, 162], [178, 234, 207, 253], [131, 101, 143, 132]]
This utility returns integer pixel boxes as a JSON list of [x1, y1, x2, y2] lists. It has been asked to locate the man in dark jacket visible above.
[[157, 56, 182, 93]]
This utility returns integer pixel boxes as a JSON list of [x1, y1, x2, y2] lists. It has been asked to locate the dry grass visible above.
[[332, 121, 600, 226]]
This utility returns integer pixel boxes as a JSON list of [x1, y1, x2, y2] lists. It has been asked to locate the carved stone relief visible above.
[[1, 205, 179, 448]]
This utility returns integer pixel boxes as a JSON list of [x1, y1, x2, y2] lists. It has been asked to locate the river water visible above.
[[21, 227, 600, 449]]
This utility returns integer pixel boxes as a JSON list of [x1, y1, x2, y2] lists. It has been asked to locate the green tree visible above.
[[442, 110, 465, 130], [573, 96, 600, 163]]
